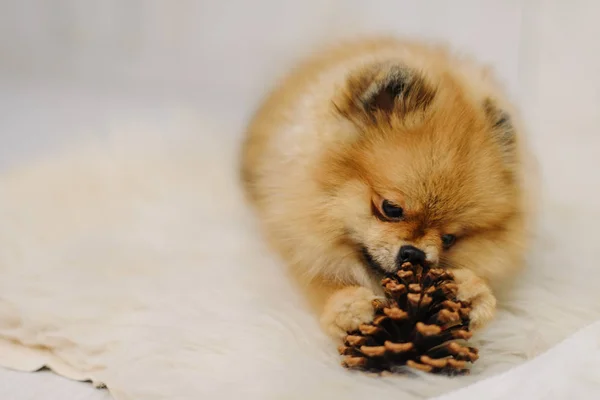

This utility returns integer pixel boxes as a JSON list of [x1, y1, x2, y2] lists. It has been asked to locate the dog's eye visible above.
[[381, 200, 404, 220], [441, 234, 456, 249]]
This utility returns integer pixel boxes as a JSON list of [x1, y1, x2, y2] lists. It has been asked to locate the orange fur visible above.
[[241, 37, 531, 339]]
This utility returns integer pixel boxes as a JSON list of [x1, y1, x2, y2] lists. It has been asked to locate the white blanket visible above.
[[1, 107, 599, 400], [437, 320, 600, 399]]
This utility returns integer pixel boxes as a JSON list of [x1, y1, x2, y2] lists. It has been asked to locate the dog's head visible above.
[[319, 55, 523, 277]]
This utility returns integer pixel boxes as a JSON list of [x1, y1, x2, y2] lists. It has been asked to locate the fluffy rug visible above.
[[0, 111, 599, 400]]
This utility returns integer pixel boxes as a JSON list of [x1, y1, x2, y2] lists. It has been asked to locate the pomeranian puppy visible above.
[[241, 37, 531, 339]]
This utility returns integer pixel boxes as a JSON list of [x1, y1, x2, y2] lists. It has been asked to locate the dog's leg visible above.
[[452, 268, 497, 330]]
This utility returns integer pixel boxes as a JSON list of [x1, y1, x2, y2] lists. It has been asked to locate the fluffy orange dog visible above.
[[241, 37, 530, 339]]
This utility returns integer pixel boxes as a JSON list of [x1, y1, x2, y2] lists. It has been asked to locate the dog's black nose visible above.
[[398, 245, 426, 265]]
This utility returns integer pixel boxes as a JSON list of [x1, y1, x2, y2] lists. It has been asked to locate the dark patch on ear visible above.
[[367, 81, 405, 114], [335, 63, 436, 125], [484, 99, 515, 147], [493, 113, 510, 130], [484, 99, 517, 173]]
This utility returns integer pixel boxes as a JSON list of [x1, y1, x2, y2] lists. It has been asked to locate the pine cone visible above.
[[338, 262, 479, 375]]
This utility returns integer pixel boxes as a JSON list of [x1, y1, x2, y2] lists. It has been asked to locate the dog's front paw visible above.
[[452, 269, 497, 331], [320, 286, 379, 339]]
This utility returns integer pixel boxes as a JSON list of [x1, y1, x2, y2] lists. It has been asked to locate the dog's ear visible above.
[[334, 63, 436, 125], [484, 99, 517, 164]]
